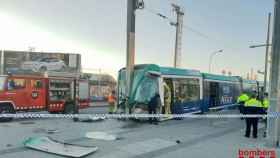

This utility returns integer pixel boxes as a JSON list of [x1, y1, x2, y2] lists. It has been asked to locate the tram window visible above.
[[174, 78, 200, 103], [243, 83, 257, 93], [223, 86, 230, 94]]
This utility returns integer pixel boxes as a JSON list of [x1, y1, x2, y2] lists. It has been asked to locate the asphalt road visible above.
[[0, 107, 278, 158]]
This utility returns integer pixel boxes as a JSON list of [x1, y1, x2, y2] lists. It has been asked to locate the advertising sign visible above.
[[1, 50, 81, 75]]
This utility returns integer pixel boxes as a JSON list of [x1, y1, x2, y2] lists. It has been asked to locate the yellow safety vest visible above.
[[237, 93, 249, 103], [244, 98, 262, 108], [262, 98, 269, 109]]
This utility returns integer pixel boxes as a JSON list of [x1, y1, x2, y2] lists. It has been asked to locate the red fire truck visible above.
[[0, 72, 90, 121]]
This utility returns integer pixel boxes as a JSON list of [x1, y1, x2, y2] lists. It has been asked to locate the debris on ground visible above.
[[33, 128, 60, 134], [23, 136, 98, 158], [176, 140, 181, 144], [47, 129, 60, 134], [85, 131, 119, 141], [78, 116, 106, 123]]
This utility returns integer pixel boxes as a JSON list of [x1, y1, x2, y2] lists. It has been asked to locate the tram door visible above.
[[209, 82, 219, 107], [162, 79, 173, 114]]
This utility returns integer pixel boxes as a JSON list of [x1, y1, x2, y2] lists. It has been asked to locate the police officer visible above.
[[237, 91, 249, 119], [244, 93, 263, 138]]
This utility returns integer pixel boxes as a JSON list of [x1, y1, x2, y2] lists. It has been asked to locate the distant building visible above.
[[82, 73, 116, 101]]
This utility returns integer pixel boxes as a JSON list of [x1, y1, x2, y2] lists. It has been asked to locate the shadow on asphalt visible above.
[[121, 120, 146, 129]]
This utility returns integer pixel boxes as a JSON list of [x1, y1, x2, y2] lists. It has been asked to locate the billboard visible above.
[[1, 50, 81, 75]]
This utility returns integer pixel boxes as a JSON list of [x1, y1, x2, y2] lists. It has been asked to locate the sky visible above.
[[0, 0, 274, 79]]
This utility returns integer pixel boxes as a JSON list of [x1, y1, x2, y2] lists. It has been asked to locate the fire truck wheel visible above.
[[0, 104, 15, 122], [63, 103, 75, 114]]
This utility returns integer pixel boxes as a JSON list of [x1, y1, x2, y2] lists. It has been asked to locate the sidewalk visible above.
[[154, 118, 280, 158]]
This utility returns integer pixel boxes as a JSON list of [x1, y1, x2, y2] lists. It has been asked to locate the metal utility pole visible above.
[[268, 0, 280, 147], [0, 49, 4, 75], [264, 13, 272, 94], [171, 4, 184, 68], [125, 0, 144, 113]]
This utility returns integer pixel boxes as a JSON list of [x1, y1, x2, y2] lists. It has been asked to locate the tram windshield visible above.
[[118, 68, 159, 105]]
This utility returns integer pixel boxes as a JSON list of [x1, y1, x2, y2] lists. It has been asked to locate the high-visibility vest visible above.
[[237, 93, 249, 103], [262, 98, 269, 109], [244, 98, 262, 108]]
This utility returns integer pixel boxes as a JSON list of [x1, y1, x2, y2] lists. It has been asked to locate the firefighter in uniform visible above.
[[164, 82, 171, 115], [237, 92, 249, 119], [107, 90, 116, 114], [244, 93, 263, 138]]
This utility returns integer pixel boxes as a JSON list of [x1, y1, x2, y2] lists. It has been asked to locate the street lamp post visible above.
[[249, 44, 272, 48], [249, 13, 272, 94], [208, 49, 223, 73], [257, 70, 265, 75]]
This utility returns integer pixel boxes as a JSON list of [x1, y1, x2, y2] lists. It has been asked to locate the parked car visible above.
[[21, 57, 67, 72]]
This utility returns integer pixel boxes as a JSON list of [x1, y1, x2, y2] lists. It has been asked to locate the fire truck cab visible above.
[[0, 72, 90, 120]]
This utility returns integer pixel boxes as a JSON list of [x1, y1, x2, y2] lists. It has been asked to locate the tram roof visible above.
[[159, 67, 201, 77], [119, 64, 257, 83], [202, 73, 240, 82], [122, 64, 201, 77]]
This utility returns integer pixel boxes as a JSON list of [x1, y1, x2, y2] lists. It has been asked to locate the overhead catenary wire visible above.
[[144, 6, 244, 53], [144, 7, 213, 40], [142, 2, 261, 78]]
